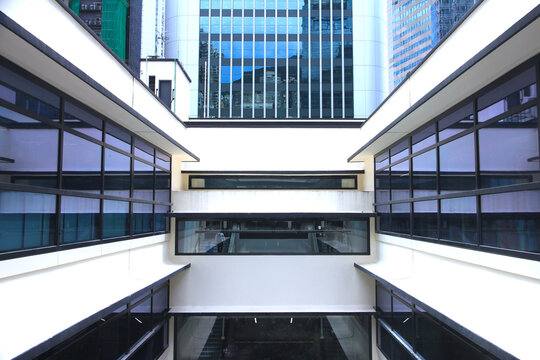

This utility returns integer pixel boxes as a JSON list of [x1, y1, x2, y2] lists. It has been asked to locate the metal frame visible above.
[[373, 54, 540, 262], [187, 174, 358, 189]]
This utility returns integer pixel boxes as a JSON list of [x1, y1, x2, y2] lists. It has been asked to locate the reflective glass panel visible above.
[[64, 101, 103, 141], [103, 200, 129, 238], [0, 191, 56, 252], [438, 103, 474, 141], [391, 202, 410, 235], [440, 133, 475, 193], [479, 106, 539, 188], [105, 122, 131, 153], [132, 202, 153, 235], [413, 200, 438, 239], [441, 196, 477, 244], [104, 148, 131, 198], [60, 196, 100, 244], [481, 191, 540, 253], [390, 161, 409, 201], [62, 132, 102, 193], [134, 160, 154, 201]]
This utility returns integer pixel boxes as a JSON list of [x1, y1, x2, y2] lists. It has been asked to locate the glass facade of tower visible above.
[[198, 0, 353, 119]]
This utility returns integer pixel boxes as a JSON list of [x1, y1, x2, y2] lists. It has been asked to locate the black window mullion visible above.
[[408, 137, 413, 237], [130, 137, 135, 236], [473, 98, 482, 249], [55, 98, 65, 248]]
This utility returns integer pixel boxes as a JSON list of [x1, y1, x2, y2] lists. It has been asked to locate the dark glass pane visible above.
[[438, 103, 474, 141], [391, 203, 410, 235], [376, 169, 390, 203], [104, 148, 130, 198], [441, 196, 477, 244], [130, 297, 153, 347], [412, 124, 436, 153], [0, 63, 60, 121], [478, 67, 536, 122], [132, 202, 153, 234], [152, 286, 169, 322], [413, 200, 438, 239], [155, 169, 170, 203], [481, 191, 540, 253], [155, 205, 169, 232], [390, 139, 409, 163], [377, 205, 391, 232], [100, 311, 128, 360], [392, 296, 414, 347], [391, 161, 409, 201], [415, 312, 442, 360], [156, 150, 171, 170], [412, 149, 436, 197], [375, 151, 389, 170], [378, 322, 393, 359], [52, 329, 100, 360], [479, 106, 539, 188], [60, 196, 100, 244], [440, 133, 475, 193], [134, 160, 154, 201], [62, 132, 102, 193], [103, 200, 129, 238], [134, 138, 154, 163], [0, 105, 59, 188], [189, 176, 356, 189], [376, 285, 392, 322], [105, 122, 131, 152], [64, 101, 103, 141], [0, 191, 56, 252]]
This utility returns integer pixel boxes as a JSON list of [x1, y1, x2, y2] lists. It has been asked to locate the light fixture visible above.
[[254, 317, 257, 324], [290, 317, 293, 324]]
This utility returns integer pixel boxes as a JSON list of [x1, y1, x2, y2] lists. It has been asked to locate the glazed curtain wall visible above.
[[374, 56, 540, 260], [0, 57, 171, 259], [198, 0, 353, 119]]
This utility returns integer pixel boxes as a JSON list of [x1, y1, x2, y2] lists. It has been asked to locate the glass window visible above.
[[391, 202, 410, 235], [392, 296, 414, 346], [134, 138, 154, 163], [441, 196, 477, 244], [134, 160, 154, 201], [62, 132, 102, 194], [479, 106, 538, 188], [0, 105, 59, 188], [0, 191, 56, 252], [129, 297, 153, 348], [481, 191, 540, 253], [412, 149, 436, 197], [64, 101, 103, 141], [105, 122, 131, 153], [155, 205, 169, 232], [60, 196, 100, 244], [390, 161, 409, 201], [133, 202, 153, 235], [103, 200, 129, 239], [376, 285, 392, 322], [0, 63, 60, 122], [478, 67, 537, 122], [412, 124, 436, 153], [375, 151, 389, 170], [413, 200, 437, 239], [390, 139, 409, 163], [375, 169, 390, 203], [438, 103, 474, 141], [104, 148, 131, 198], [440, 133, 475, 193]]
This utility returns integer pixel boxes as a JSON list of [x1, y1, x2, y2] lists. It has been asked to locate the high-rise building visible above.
[[140, 0, 166, 58], [165, 0, 387, 120], [388, 0, 476, 88]]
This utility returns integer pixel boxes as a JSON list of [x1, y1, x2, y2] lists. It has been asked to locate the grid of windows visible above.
[[0, 57, 172, 259], [374, 56, 540, 260], [36, 282, 170, 360], [375, 282, 498, 359], [198, 0, 353, 119]]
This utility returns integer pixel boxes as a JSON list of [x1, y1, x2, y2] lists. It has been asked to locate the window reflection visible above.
[[441, 197, 476, 244], [440, 133, 475, 193], [62, 132, 102, 193], [60, 196, 100, 244]]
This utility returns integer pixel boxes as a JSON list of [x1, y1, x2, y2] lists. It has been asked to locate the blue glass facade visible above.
[[198, 0, 353, 119]]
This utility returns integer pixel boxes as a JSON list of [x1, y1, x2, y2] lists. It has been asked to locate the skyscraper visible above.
[[165, 0, 387, 120], [388, 0, 476, 88]]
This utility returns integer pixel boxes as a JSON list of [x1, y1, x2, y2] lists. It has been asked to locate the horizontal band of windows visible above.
[[0, 183, 172, 206], [373, 181, 540, 205], [375, 100, 539, 172], [176, 218, 369, 255], [189, 175, 357, 189]]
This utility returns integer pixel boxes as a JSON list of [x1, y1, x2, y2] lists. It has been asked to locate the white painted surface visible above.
[[0, 240, 188, 360], [172, 190, 374, 214], [361, 236, 540, 360], [181, 127, 365, 172], [169, 255, 375, 313], [350, 0, 540, 159]]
